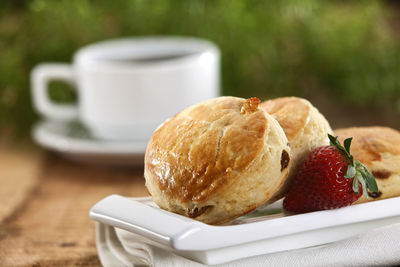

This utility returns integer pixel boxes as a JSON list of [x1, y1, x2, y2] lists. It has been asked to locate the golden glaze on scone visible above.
[[334, 126, 400, 203], [145, 97, 291, 225], [261, 97, 311, 140], [260, 97, 333, 200]]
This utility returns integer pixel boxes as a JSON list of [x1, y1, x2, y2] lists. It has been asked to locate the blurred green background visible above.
[[1, 0, 400, 139]]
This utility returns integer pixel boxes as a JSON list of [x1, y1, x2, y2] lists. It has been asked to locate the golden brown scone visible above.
[[334, 126, 400, 203], [145, 97, 291, 225], [260, 97, 332, 200]]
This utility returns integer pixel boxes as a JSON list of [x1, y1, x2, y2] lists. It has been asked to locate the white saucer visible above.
[[32, 120, 148, 166]]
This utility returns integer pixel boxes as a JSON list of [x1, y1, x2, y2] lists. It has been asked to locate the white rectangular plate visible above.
[[89, 194, 400, 265]]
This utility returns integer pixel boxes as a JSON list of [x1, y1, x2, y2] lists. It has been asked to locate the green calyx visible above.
[[328, 134, 379, 199]]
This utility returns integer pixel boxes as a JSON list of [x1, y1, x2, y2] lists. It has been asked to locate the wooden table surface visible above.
[[0, 141, 148, 266]]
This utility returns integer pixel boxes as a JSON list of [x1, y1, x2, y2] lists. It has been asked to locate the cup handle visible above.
[[31, 63, 78, 120]]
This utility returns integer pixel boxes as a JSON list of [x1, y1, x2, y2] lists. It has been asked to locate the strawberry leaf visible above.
[[328, 134, 336, 145], [345, 165, 356, 179], [361, 165, 379, 193], [344, 137, 352, 154], [328, 134, 354, 165], [352, 175, 359, 193], [358, 173, 369, 199]]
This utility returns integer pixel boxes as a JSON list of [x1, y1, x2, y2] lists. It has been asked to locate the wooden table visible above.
[[0, 141, 148, 266]]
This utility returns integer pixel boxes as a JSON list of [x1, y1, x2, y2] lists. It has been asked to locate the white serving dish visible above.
[[89, 195, 400, 265]]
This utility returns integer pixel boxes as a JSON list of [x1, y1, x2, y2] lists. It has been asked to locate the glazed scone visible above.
[[260, 97, 333, 200], [145, 97, 291, 225], [334, 126, 400, 203]]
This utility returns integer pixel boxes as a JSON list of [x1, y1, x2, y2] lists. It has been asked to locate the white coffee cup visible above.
[[31, 37, 220, 141]]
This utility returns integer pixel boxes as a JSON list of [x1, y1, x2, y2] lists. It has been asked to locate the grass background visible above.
[[1, 0, 400, 138]]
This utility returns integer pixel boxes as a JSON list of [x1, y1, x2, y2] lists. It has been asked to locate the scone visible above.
[[145, 97, 291, 225], [260, 97, 333, 200], [334, 126, 400, 203]]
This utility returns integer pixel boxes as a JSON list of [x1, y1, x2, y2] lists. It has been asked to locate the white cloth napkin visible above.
[[96, 222, 400, 267]]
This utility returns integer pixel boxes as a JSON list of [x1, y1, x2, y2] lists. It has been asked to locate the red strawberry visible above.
[[283, 134, 378, 213]]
